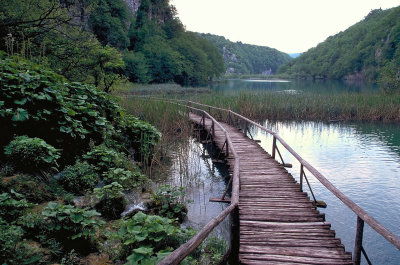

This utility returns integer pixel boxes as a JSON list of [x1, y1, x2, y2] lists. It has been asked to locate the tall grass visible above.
[[182, 91, 400, 122]]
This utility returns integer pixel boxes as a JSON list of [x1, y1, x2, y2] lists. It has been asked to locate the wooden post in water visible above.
[[272, 136, 277, 159], [300, 164, 304, 192], [353, 216, 365, 265]]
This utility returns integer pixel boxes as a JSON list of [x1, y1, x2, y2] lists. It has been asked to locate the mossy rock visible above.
[[95, 196, 126, 220], [0, 174, 55, 203]]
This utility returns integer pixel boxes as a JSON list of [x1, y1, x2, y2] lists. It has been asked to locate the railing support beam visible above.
[[272, 136, 276, 159], [353, 216, 365, 265]]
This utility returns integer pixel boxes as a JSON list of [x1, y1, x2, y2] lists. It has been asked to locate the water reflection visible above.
[[210, 79, 378, 94], [250, 120, 400, 265], [159, 138, 231, 240]]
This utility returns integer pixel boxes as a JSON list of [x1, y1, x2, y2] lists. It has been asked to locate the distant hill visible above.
[[278, 6, 400, 89], [288, 53, 302, 58], [200, 33, 292, 75]]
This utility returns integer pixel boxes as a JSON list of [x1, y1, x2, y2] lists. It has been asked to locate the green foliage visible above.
[[42, 202, 104, 241], [83, 145, 129, 174], [0, 174, 55, 203], [4, 136, 60, 173], [150, 185, 188, 222], [89, 0, 130, 49], [59, 161, 99, 194], [0, 219, 43, 265], [203, 236, 228, 264], [0, 190, 36, 223], [123, 52, 151, 83], [94, 182, 127, 220], [201, 33, 292, 75], [104, 167, 147, 190], [0, 56, 122, 162], [109, 211, 192, 261], [278, 6, 400, 85], [119, 114, 161, 162]]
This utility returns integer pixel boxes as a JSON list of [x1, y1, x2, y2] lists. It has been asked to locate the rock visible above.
[[73, 194, 99, 208]]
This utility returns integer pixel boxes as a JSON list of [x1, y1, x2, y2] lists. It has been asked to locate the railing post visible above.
[[225, 140, 229, 157], [211, 120, 215, 142], [272, 136, 276, 159], [300, 164, 304, 192], [353, 216, 365, 265], [202, 112, 205, 127], [244, 121, 248, 137]]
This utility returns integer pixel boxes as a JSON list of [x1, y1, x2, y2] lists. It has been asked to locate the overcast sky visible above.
[[170, 0, 400, 54]]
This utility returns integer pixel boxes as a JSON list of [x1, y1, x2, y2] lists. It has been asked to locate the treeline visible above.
[[201, 33, 292, 75], [0, 0, 225, 89], [278, 7, 400, 91]]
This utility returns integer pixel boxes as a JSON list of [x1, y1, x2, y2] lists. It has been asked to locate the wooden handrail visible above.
[[145, 100, 241, 264], [181, 100, 400, 251], [158, 203, 237, 265], [134, 97, 400, 264]]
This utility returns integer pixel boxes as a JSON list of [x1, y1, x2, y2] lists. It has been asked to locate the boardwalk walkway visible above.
[[189, 112, 353, 264]]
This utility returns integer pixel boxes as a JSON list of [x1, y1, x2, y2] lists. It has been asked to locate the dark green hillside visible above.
[[278, 7, 400, 90], [0, 0, 225, 88], [200, 33, 292, 75]]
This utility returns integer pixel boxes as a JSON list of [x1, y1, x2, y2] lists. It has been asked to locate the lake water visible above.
[[165, 80, 400, 264], [210, 78, 378, 94]]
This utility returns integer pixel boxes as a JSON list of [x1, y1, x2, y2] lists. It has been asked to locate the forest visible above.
[[278, 7, 400, 91], [201, 33, 292, 75], [0, 0, 227, 264], [0, 0, 225, 90]]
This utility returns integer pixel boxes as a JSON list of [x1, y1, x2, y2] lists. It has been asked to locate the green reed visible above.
[[182, 90, 400, 122]]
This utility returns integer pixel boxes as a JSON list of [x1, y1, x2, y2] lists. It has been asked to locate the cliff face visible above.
[[124, 0, 141, 13]]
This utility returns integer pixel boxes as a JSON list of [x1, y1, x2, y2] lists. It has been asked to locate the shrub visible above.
[[119, 114, 161, 162], [103, 167, 147, 190], [0, 219, 42, 265], [0, 190, 36, 223], [110, 211, 192, 261], [82, 145, 129, 174], [94, 182, 126, 220], [4, 136, 60, 173], [42, 202, 104, 249], [59, 161, 99, 194], [150, 185, 188, 222], [0, 57, 120, 163]]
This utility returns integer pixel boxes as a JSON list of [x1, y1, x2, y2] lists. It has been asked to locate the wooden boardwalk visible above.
[[189, 112, 353, 265]]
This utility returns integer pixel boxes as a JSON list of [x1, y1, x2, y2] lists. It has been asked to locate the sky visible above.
[[170, 0, 400, 54]]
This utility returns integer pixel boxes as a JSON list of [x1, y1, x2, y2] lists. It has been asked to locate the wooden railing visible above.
[[184, 100, 400, 265], [158, 104, 240, 265], [133, 96, 400, 264]]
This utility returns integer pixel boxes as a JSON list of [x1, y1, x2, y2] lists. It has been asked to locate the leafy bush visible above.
[[94, 182, 126, 220], [0, 190, 36, 223], [0, 219, 43, 265], [0, 57, 120, 163], [104, 167, 147, 190], [119, 115, 161, 163], [150, 185, 188, 222], [109, 212, 193, 262], [4, 136, 60, 173], [42, 202, 104, 247], [83, 145, 129, 174], [59, 161, 99, 194]]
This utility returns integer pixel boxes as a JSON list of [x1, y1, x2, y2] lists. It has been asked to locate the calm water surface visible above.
[[210, 78, 378, 94], [165, 80, 399, 264]]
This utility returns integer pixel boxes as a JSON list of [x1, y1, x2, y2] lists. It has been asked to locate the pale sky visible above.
[[170, 0, 400, 54]]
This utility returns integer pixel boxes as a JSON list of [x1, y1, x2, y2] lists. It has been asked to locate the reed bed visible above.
[[182, 91, 400, 122]]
